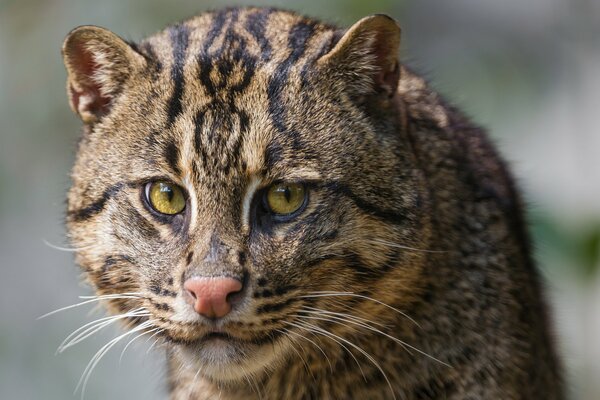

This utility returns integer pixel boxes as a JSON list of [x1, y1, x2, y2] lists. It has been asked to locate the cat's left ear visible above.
[[318, 14, 401, 98], [62, 26, 146, 124]]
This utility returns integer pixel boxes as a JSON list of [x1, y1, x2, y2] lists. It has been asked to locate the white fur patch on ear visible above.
[[318, 14, 401, 97], [62, 25, 146, 123]]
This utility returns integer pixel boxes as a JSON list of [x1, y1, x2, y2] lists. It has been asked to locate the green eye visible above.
[[146, 181, 186, 215], [265, 183, 307, 216]]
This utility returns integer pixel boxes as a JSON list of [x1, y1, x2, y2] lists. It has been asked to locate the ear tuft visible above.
[[62, 26, 145, 123], [319, 14, 401, 98]]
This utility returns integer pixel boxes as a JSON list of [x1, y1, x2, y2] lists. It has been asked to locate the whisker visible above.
[[119, 327, 161, 363], [273, 328, 316, 383], [366, 238, 447, 254], [42, 239, 96, 252], [58, 307, 150, 353], [301, 306, 389, 330], [38, 293, 143, 320], [283, 320, 367, 382], [297, 312, 451, 368], [239, 363, 264, 400], [292, 319, 397, 400], [296, 312, 415, 355], [76, 320, 156, 399], [277, 327, 333, 373], [145, 329, 165, 354], [302, 291, 421, 328]]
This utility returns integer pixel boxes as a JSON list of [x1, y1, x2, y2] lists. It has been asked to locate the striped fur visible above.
[[62, 7, 563, 399]]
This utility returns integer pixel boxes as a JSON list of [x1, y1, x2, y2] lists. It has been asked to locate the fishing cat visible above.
[[61, 6, 563, 399]]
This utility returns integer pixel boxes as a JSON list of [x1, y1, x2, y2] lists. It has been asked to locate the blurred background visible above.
[[1, 0, 598, 398]]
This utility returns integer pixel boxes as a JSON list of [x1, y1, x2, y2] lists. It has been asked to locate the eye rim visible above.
[[143, 180, 187, 217], [261, 181, 309, 222]]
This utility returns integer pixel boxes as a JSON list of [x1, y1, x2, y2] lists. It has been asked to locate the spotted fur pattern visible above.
[[62, 7, 563, 399]]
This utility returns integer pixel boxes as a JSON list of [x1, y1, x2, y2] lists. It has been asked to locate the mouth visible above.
[[166, 327, 286, 382]]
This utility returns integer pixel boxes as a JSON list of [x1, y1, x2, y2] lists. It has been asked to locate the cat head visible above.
[[63, 7, 430, 382]]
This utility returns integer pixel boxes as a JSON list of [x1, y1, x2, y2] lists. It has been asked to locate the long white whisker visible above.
[[38, 294, 143, 320], [119, 327, 161, 363], [302, 291, 421, 328], [42, 239, 96, 252], [367, 238, 447, 254], [296, 312, 415, 355], [58, 308, 149, 353], [273, 328, 315, 383], [277, 327, 333, 373], [292, 319, 397, 400], [284, 320, 367, 382], [299, 312, 450, 368], [145, 329, 165, 354], [301, 306, 389, 329], [76, 320, 155, 399]]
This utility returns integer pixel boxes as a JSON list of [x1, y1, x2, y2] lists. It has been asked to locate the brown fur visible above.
[[62, 7, 563, 399]]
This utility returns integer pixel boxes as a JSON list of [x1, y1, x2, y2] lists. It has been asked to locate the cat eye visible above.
[[145, 181, 186, 215], [264, 182, 307, 217]]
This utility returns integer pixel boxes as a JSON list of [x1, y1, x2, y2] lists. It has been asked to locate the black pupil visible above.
[[283, 187, 291, 202], [160, 184, 175, 201]]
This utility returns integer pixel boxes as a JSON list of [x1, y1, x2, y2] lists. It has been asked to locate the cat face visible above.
[[64, 8, 430, 382]]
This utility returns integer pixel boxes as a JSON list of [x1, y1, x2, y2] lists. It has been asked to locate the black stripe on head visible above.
[[164, 139, 182, 176], [267, 21, 316, 151], [69, 183, 125, 222], [197, 10, 228, 97], [167, 24, 190, 126], [140, 42, 163, 73], [245, 8, 274, 61]]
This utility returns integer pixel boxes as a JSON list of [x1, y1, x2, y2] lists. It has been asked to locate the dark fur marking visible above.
[[101, 254, 134, 273], [266, 21, 316, 151], [245, 8, 274, 61], [140, 41, 163, 73], [256, 297, 296, 314], [160, 289, 177, 298], [325, 181, 408, 226], [257, 277, 268, 287], [150, 299, 172, 312], [164, 139, 182, 176], [69, 183, 125, 222], [197, 10, 228, 97], [186, 251, 194, 265], [149, 283, 161, 295], [238, 251, 246, 266], [167, 24, 190, 126]]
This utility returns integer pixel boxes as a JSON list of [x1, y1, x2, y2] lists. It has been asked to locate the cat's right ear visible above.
[[62, 26, 146, 124]]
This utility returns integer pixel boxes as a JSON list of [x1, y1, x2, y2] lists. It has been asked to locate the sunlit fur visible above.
[[62, 7, 563, 399]]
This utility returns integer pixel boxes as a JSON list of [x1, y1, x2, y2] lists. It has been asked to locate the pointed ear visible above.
[[318, 14, 401, 98], [62, 26, 146, 123]]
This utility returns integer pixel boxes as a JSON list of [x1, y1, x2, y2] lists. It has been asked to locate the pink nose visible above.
[[183, 277, 243, 319]]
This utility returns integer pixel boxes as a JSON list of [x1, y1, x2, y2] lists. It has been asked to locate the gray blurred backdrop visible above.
[[1, 0, 599, 399]]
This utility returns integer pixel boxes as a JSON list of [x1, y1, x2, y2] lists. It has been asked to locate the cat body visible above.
[[62, 7, 563, 399]]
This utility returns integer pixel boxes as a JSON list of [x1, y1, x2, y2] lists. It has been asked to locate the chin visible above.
[[174, 333, 288, 382]]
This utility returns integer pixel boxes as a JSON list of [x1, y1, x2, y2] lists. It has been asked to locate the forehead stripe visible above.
[[267, 21, 316, 151], [166, 23, 190, 126], [164, 139, 182, 176]]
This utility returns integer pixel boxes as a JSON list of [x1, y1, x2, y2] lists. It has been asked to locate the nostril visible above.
[[183, 277, 244, 318]]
